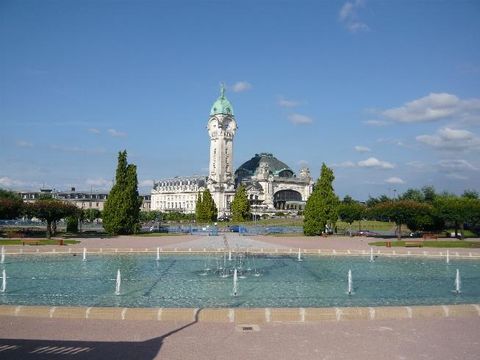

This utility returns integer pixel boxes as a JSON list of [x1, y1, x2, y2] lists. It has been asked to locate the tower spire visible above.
[[220, 82, 226, 98]]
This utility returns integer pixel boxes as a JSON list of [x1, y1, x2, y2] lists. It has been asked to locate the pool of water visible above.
[[1, 254, 479, 308]]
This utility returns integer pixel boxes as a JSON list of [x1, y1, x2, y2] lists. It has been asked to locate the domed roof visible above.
[[210, 84, 234, 116], [235, 153, 295, 178]]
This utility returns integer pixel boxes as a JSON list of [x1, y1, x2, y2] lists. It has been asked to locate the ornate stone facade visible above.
[[151, 176, 206, 214], [235, 153, 313, 213]]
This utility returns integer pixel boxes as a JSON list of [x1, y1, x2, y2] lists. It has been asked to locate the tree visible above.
[[434, 195, 480, 239], [0, 189, 21, 200], [462, 189, 479, 199], [195, 192, 203, 222], [102, 150, 142, 235], [422, 186, 437, 203], [371, 200, 433, 240], [338, 202, 365, 232], [195, 189, 217, 223], [83, 208, 102, 223], [231, 184, 250, 222], [0, 189, 23, 220], [400, 188, 424, 202], [25, 199, 78, 238], [303, 163, 339, 236]]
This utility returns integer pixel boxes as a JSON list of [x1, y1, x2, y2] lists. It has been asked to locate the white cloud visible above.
[[416, 127, 480, 152], [354, 145, 371, 153], [231, 81, 252, 93], [339, 0, 369, 33], [278, 97, 301, 108], [363, 119, 389, 127], [288, 113, 313, 125], [358, 157, 395, 169], [332, 161, 356, 168], [86, 178, 111, 188], [139, 179, 154, 187], [88, 128, 101, 134], [0, 177, 25, 187], [16, 140, 33, 148], [385, 177, 405, 184], [438, 159, 477, 171], [382, 93, 480, 123], [107, 128, 127, 137]]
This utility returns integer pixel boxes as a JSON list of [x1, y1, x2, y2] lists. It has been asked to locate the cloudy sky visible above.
[[1, 0, 479, 200]]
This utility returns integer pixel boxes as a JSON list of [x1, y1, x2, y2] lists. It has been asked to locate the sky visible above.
[[1, 0, 479, 200]]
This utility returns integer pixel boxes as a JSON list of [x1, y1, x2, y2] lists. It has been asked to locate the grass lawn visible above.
[[369, 240, 480, 248], [0, 239, 81, 245]]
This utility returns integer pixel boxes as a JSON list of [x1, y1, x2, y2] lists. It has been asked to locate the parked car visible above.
[[353, 230, 379, 237], [409, 231, 423, 238], [229, 225, 240, 232]]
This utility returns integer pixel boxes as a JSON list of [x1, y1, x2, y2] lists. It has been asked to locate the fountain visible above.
[[454, 269, 461, 294], [82, 248, 87, 262], [232, 268, 238, 296], [1, 269, 5, 293], [347, 269, 353, 295], [446, 250, 450, 264], [1, 246, 4, 264], [297, 248, 302, 262], [156, 247, 160, 261], [228, 250, 232, 261], [369, 248, 374, 262], [115, 269, 121, 295]]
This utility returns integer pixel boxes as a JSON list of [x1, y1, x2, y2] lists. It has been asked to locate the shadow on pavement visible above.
[[0, 310, 201, 360]]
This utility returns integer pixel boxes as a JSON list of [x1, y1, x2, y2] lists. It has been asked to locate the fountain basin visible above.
[[0, 254, 479, 308]]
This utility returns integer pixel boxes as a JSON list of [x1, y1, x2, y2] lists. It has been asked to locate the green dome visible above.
[[235, 153, 295, 180], [210, 85, 234, 116]]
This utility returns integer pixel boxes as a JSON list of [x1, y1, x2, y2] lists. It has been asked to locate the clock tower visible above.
[[207, 84, 237, 217]]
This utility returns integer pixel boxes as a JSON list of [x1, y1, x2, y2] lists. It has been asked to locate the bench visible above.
[[423, 233, 438, 240], [405, 241, 423, 247], [22, 240, 40, 246]]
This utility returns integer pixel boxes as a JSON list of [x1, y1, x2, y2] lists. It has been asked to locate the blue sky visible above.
[[1, 0, 479, 200]]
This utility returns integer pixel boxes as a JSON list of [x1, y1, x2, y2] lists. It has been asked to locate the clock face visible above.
[[226, 120, 236, 131]]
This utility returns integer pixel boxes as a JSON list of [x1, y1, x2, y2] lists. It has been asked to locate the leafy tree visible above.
[[83, 208, 102, 223], [66, 215, 79, 233], [103, 150, 142, 235], [342, 195, 355, 204], [371, 200, 433, 240], [0, 189, 23, 220], [434, 195, 480, 239], [462, 189, 479, 199], [338, 202, 365, 231], [366, 194, 391, 208], [303, 163, 339, 236], [231, 184, 250, 222], [139, 210, 162, 223], [0, 189, 21, 200], [422, 186, 437, 203], [25, 199, 78, 238], [400, 188, 424, 202]]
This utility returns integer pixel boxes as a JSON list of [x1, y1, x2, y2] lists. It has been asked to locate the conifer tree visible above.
[[303, 163, 339, 236], [195, 191, 203, 222], [103, 150, 141, 235], [195, 189, 217, 222], [231, 184, 250, 222]]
